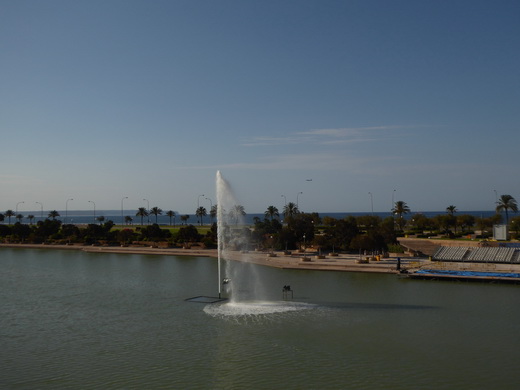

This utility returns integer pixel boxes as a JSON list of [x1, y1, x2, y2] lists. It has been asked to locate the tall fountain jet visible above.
[[203, 171, 313, 317], [215, 170, 256, 301], [216, 171, 225, 298], [216, 170, 237, 298]]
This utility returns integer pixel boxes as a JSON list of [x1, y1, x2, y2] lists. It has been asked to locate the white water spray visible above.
[[216, 171, 225, 298], [216, 170, 251, 301], [212, 171, 313, 316]]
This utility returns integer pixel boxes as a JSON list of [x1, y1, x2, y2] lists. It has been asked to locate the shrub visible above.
[[387, 243, 405, 253]]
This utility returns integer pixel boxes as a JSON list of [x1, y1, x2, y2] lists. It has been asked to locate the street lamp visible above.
[[392, 189, 396, 213], [281, 195, 287, 207], [65, 198, 73, 223], [16, 201, 24, 214], [88, 200, 96, 221], [198, 194, 205, 208], [206, 197, 213, 223], [121, 196, 128, 226], [143, 198, 150, 224], [35, 201, 43, 221], [197, 194, 205, 225], [296, 192, 303, 208], [368, 192, 374, 215]]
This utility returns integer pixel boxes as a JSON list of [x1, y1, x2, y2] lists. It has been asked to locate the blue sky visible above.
[[1, 0, 519, 215]]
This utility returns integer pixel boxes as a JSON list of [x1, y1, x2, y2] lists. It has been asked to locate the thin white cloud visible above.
[[185, 152, 400, 172], [242, 125, 408, 147], [297, 125, 402, 137], [240, 135, 312, 147]]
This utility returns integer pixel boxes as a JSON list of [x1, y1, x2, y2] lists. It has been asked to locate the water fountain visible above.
[[216, 170, 258, 301], [205, 171, 315, 317]]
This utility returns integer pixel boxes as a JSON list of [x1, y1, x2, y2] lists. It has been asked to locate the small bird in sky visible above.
[[306, 179, 313, 181]]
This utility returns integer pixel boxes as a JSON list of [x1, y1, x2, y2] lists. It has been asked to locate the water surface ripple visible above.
[[1, 248, 520, 389]]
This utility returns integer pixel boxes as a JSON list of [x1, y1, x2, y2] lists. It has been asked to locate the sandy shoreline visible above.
[[0, 243, 406, 274]]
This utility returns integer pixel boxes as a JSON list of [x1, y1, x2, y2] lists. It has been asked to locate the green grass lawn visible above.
[[112, 225, 212, 235]]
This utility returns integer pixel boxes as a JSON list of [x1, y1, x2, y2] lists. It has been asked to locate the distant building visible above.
[[493, 224, 509, 241]]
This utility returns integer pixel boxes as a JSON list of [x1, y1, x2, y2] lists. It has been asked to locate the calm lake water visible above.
[[1, 247, 519, 389]]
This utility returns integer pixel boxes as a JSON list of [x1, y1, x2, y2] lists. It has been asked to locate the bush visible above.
[[202, 237, 216, 249], [387, 243, 405, 253], [175, 225, 201, 243]]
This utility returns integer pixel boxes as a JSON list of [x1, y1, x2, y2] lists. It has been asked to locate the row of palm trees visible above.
[[0, 210, 63, 225], [195, 204, 247, 226], [388, 194, 518, 223], [134, 207, 176, 225], [192, 202, 299, 226], [2, 194, 517, 227]]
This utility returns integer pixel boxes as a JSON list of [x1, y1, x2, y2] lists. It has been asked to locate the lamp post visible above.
[[16, 201, 24, 214], [296, 192, 303, 208], [368, 192, 374, 215], [65, 198, 73, 223], [88, 200, 96, 221], [198, 194, 205, 209], [494, 190, 498, 207], [143, 198, 150, 224], [391, 189, 397, 230], [197, 194, 205, 225], [35, 201, 43, 221], [121, 197, 128, 226], [206, 197, 213, 223], [281, 194, 287, 207]]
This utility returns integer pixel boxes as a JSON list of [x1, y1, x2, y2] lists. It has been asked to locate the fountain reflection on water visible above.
[[211, 171, 311, 317]]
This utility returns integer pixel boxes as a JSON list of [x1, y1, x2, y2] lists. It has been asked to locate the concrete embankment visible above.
[[0, 243, 406, 274], [5, 243, 520, 282]]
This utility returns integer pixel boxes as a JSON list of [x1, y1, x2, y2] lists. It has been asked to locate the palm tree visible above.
[[264, 206, 279, 221], [166, 210, 176, 226], [180, 214, 189, 225], [16, 214, 24, 223], [27, 214, 35, 225], [229, 205, 246, 225], [392, 201, 410, 231], [496, 194, 518, 224], [96, 215, 105, 225], [196, 206, 207, 226], [4, 210, 15, 224], [149, 207, 163, 224], [283, 202, 299, 219], [210, 205, 218, 224], [48, 210, 60, 220], [446, 205, 458, 232], [124, 216, 133, 225], [136, 207, 148, 225], [446, 205, 457, 215]]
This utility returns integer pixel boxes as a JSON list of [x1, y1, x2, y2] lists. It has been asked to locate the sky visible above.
[[1, 0, 519, 215]]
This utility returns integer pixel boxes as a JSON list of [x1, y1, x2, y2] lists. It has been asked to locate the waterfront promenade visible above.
[[3, 242, 520, 280], [0, 243, 409, 273]]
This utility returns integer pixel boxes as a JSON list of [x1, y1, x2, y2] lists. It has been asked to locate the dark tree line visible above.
[[0, 219, 209, 247], [252, 213, 396, 253]]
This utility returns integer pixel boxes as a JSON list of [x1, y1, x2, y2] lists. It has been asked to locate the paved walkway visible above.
[[0, 243, 411, 273]]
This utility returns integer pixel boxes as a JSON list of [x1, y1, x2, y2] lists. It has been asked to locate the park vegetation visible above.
[[0, 197, 518, 251]]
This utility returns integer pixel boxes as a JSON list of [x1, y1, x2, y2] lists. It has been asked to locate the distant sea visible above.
[[17, 210, 500, 225]]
